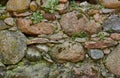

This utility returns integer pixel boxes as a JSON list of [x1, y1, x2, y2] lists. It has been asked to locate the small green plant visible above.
[[72, 31, 88, 39], [30, 10, 43, 24], [69, 0, 79, 10], [43, 0, 59, 13], [98, 32, 106, 40]]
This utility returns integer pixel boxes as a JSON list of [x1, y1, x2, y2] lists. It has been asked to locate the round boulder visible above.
[[50, 41, 85, 63], [0, 30, 27, 64]]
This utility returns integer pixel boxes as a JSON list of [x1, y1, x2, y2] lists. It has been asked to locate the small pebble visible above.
[[103, 48, 111, 54], [88, 49, 104, 60], [30, 1, 37, 11], [75, 38, 87, 43], [4, 17, 15, 26]]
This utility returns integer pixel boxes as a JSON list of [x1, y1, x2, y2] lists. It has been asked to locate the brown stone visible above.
[[12, 12, 32, 17], [7, 0, 31, 12], [100, 0, 120, 9], [110, 33, 120, 40], [50, 41, 85, 63], [60, 11, 88, 36], [16, 18, 54, 35], [27, 38, 49, 45], [85, 20, 102, 34], [105, 44, 120, 75], [85, 38, 117, 49], [60, 11, 102, 36], [43, 13, 56, 21]]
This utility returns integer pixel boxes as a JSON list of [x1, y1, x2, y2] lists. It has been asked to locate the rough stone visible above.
[[35, 45, 49, 53], [110, 33, 120, 40], [26, 46, 41, 62], [7, 62, 50, 78], [60, 11, 87, 36], [27, 38, 49, 45], [0, 20, 9, 30], [50, 41, 85, 63], [16, 18, 54, 35], [88, 49, 104, 60], [43, 13, 56, 21], [12, 12, 32, 17], [7, 0, 31, 12], [100, 0, 120, 9], [103, 15, 120, 33], [0, 30, 27, 64], [106, 44, 120, 75], [85, 20, 102, 34], [4, 17, 15, 26], [60, 11, 101, 36], [100, 8, 115, 14], [49, 32, 68, 41], [75, 38, 87, 43], [85, 38, 117, 49]]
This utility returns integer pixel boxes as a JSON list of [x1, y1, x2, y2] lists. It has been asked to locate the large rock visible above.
[[0, 30, 27, 64], [60, 11, 87, 36], [6, 62, 50, 78], [60, 11, 102, 36], [105, 44, 120, 75], [103, 15, 120, 33], [7, 0, 31, 12], [50, 41, 85, 63], [100, 0, 120, 9], [16, 18, 54, 35]]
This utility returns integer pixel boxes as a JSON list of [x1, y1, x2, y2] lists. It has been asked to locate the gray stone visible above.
[[88, 49, 104, 60], [0, 30, 27, 64], [105, 44, 120, 75], [0, 20, 9, 30], [35, 45, 49, 52], [50, 41, 85, 63], [7, 62, 50, 78], [49, 64, 74, 78], [26, 46, 41, 62], [103, 15, 120, 33], [4, 17, 15, 26], [0, 62, 6, 78], [100, 9, 115, 14]]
